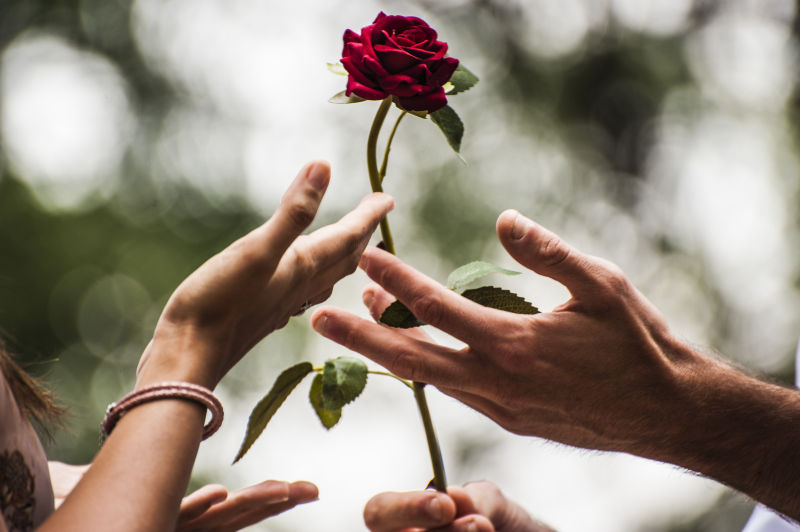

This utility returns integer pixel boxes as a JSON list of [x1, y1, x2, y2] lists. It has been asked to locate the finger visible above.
[[363, 491, 456, 532], [312, 307, 478, 387], [179, 484, 228, 524], [496, 210, 607, 300], [177, 480, 294, 530], [245, 161, 331, 272], [293, 192, 395, 280], [222, 481, 318, 531], [358, 247, 518, 349], [363, 284, 433, 343], [447, 514, 495, 532]]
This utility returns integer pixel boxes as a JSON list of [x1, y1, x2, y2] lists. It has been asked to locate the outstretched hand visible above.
[[312, 208, 686, 454], [49, 462, 317, 532], [363, 481, 554, 532], [177, 480, 317, 532], [136, 161, 395, 390]]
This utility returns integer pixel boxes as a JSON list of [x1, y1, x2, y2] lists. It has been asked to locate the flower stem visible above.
[[367, 97, 448, 492], [379, 111, 407, 183], [366, 97, 395, 254], [368, 370, 414, 390]]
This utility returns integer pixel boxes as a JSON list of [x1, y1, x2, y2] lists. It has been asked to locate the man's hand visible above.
[[363, 481, 554, 532], [312, 209, 800, 520]]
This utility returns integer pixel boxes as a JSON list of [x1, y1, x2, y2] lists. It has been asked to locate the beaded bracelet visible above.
[[100, 382, 224, 445]]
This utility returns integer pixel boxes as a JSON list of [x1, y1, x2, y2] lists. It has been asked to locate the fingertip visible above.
[[289, 480, 319, 503], [309, 308, 330, 334], [497, 209, 534, 242], [303, 160, 331, 191]]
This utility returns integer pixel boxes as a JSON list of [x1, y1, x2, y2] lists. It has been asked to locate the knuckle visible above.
[[596, 259, 632, 298], [389, 347, 420, 382], [538, 235, 571, 268], [409, 292, 444, 327], [285, 199, 316, 229]]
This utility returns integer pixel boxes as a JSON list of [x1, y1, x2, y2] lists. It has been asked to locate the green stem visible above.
[[413, 382, 447, 491], [366, 97, 395, 254], [367, 98, 447, 492], [368, 370, 414, 390], [379, 111, 407, 183]]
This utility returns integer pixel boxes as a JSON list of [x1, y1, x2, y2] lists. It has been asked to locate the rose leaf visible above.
[[326, 62, 348, 76], [233, 362, 314, 463], [379, 299, 426, 328], [461, 286, 540, 315], [430, 105, 464, 154], [446, 261, 521, 293], [329, 90, 367, 104], [322, 356, 368, 411], [447, 64, 479, 95], [309, 373, 342, 429]]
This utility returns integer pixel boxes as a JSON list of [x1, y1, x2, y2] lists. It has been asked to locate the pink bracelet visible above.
[[100, 382, 224, 444]]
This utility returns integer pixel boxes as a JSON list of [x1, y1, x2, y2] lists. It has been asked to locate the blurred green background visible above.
[[2, 0, 799, 530]]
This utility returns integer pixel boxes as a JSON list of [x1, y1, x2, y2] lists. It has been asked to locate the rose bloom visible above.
[[341, 12, 459, 112]]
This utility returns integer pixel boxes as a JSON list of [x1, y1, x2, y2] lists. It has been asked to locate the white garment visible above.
[[740, 340, 800, 532]]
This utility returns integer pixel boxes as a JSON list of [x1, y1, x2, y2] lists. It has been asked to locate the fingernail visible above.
[[510, 210, 531, 241], [362, 290, 375, 310], [465, 518, 478, 532], [359, 249, 371, 270], [306, 163, 329, 190], [314, 314, 329, 334], [427, 496, 443, 521]]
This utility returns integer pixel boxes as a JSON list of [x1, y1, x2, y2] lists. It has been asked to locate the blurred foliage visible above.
[[2, 0, 800, 530]]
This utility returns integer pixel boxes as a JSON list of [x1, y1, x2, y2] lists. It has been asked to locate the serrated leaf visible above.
[[447, 64, 479, 95], [233, 362, 313, 463], [446, 261, 520, 292], [379, 299, 425, 328], [329, 90, 366, 104], [430, 105, 464, 154], [461, 286, 540, 315], [309, 373, 341, 429], [327, 62, 348, 76], [322, 356, 368, 410]]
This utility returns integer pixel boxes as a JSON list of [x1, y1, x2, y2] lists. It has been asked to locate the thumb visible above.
[[496, 210, 600, 299]]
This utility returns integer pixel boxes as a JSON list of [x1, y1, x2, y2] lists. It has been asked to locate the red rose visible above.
[[341, 12, 459, 113]]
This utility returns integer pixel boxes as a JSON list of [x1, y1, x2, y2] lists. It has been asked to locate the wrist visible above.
[[652, 341, 800, 517], [136, 326, 222, 391]]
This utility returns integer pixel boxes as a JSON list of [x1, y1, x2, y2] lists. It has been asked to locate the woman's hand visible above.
[[363, 481, 555, 532], [136, 161, 395, 390], [49, 462, 317, 532], [177, 480, 318, 532]]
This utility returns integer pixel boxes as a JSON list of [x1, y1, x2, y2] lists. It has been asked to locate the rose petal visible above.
[[398, 88, 448, 112], [429, 57, 459, 86], [347, 77, 387, 100], [374, 45, 419, 72], [343, 29, 360, 45]]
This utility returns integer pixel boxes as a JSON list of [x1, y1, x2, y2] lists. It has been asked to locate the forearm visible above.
[[40, 399, 204, 532], [642, 342, 800, 520], [40, 340, 211, 532]]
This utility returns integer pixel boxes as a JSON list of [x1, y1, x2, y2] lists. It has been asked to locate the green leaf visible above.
[[322, 356, 368, 411], [233, 362, 314, 463], [327, 62, 348, 76], [446, 261, 520, 292], [329, 90, 366, 104], [379, 299, 425, 328], [309, 373, 342, 429], [430, 105, 464, 154], [447, 64, 479, 95], [461, 286, 540, 315]]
